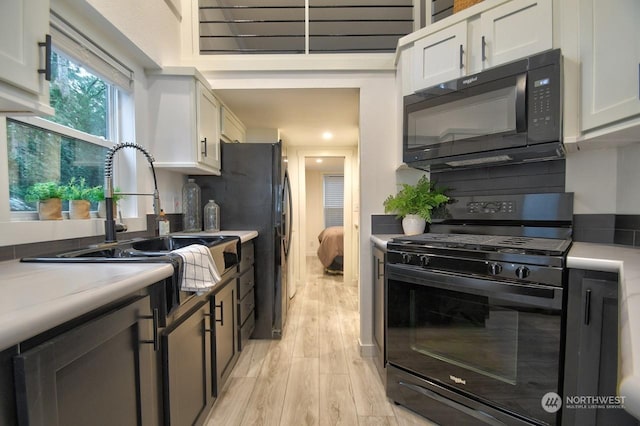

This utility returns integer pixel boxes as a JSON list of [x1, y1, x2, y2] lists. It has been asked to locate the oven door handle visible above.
[[398, 381, 506, 426], [387, 264, 563, 310]]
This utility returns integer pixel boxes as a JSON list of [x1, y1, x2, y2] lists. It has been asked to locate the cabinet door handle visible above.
[[584, 289, 592, 325], [140, 308, 159, 351], [459, 44, 464, 69], [214, 301, 224, 325], [37, 34, 52, 81], [201, 137, 208, 157], [481, 36, 487, 62], [377, 258, 384, 279]]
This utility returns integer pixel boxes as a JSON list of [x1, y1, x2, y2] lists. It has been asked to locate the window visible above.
[[8, 13, 134, 215], [323, 174, 344, 227]]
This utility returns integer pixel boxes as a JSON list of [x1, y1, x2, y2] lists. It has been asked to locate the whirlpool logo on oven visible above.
[[449, 375, 467, 385]]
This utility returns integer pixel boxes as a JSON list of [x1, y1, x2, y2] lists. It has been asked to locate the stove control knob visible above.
[[401, 253, 412, 264], [419, 255, 430, 267], [488, 263, 502, 275], [515, 266, 530, 279]]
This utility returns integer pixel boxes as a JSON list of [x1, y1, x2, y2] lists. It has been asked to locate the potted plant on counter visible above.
[[89, 185, 124, 218], [383, 176, 450, 235], [63, 177, 98, 219], [24, 181, 65, 220]]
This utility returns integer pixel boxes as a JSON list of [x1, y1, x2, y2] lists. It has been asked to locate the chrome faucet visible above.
[[104, 142, 160, 243]]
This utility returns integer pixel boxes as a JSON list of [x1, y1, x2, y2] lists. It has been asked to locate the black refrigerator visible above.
[[194, 141, 292, 339]]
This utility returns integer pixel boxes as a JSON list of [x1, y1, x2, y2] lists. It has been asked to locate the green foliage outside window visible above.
[[8, 50, 112, 212]]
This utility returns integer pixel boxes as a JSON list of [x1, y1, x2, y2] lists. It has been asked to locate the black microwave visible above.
[[404, 49, 563, 171]]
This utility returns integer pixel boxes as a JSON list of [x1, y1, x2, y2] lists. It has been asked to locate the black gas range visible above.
[[386, 192, 573, 426]]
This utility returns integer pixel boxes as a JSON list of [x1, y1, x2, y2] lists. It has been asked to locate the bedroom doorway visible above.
[[287, 147, 358, 301], [305, 157, 345, 280]]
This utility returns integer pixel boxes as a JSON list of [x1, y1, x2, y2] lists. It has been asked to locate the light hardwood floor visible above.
[[204, 257, 436, 426]]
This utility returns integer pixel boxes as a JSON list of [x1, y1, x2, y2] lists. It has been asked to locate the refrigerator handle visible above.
[[283, 170, 293, 258]]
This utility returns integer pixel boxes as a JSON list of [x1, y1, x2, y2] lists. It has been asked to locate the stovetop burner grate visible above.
[[393, 233, 571, 256]]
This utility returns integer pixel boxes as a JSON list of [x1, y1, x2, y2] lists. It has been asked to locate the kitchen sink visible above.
[[130, 235, 232, 253], [21, 234, 241, 312], [20, 235, 238, 263]]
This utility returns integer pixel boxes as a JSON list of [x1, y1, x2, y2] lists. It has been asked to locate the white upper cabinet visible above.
[[579, 0, 640, 132], [411, 0, 552, 94], [0, 0, 53, 115], [413, 22, 468, 92], [220, 105, 246, 144], [147, 71, 221, 175], [197, 85, 221, 171], [479, 0, 552, 70]]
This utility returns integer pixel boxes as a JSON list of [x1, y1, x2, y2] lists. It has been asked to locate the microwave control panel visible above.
[[527, 64, 561, 143]]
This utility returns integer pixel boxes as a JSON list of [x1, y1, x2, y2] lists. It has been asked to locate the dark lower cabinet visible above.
[[564, 269, 639, 426], [13, 295, 158, 426], [212, 279, 237, 396], [372, 246, 386, 383], [162, 298, 212, 426]]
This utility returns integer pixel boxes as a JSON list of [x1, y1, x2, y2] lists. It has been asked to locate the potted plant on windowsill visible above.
[[89, 185, 124, 219], [63, 177, 98, 219], [383, 176, 450, 235], [24, 182, 65, 220]]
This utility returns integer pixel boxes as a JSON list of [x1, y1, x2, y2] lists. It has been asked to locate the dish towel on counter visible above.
[[170, 244, 221, 293]]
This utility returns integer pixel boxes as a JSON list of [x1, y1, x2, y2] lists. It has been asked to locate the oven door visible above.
[[386, 263, 563, 425]]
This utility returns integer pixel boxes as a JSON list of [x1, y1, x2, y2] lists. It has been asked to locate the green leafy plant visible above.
[[87, 185, 125, 203], [24, 182, 65, 202], [62, 177, 98, 201], [383, 176, 450, 223]]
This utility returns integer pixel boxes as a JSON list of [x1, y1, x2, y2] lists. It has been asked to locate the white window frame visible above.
[[0, 15, 146, 247]]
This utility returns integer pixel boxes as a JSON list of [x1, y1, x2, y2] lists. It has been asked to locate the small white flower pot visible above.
[[402, 214, 426, 235]]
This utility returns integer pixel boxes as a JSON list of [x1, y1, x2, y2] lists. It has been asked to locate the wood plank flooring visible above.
[[204, 257, 436, 426]]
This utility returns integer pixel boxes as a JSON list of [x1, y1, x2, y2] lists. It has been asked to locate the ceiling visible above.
[[214, 88, 360, 147], [304, 156, 345, 172]]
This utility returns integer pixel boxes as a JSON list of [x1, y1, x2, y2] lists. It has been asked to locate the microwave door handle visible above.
[[515, 73, 527, 133]]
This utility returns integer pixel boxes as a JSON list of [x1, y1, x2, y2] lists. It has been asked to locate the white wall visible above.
[[566, 142, 640, 215], [305, 170, 324, 256]]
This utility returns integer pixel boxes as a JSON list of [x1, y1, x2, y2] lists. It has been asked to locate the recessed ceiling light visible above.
[[322, 131, 333, 140], [316, 158, 323, 163]]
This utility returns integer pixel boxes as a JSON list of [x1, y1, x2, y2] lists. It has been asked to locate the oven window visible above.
[[406, 85, 517, 150], [407, 287, 519, 385], [387, 274, 562, 424]]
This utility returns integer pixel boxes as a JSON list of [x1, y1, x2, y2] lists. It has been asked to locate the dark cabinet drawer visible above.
[[239, 314, 255, 348], [239, 288, 255, 326], [239, 241, 254, 273], [238, 266, 255, 299]]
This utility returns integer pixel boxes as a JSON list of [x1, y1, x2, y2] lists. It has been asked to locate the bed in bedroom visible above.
[[317, 226, 344, 274]]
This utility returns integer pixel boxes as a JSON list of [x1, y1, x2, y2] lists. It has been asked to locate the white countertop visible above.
[[170, 230, 258, 243], [0, 261, 174, 352], [0, 230, 259, 353], [372, 235, 640, 420]]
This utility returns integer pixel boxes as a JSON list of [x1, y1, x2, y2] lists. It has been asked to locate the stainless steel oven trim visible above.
[[387, 263, 563, 311]]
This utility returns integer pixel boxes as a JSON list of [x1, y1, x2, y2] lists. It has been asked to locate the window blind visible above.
[[50, 11, 134, 92], [324, 174, 344, 228]]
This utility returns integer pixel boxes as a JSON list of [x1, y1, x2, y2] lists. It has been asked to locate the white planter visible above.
[[402, 214, 427, 235]]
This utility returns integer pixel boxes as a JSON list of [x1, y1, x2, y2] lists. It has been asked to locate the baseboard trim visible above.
[[359, 339, 376, 358]]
